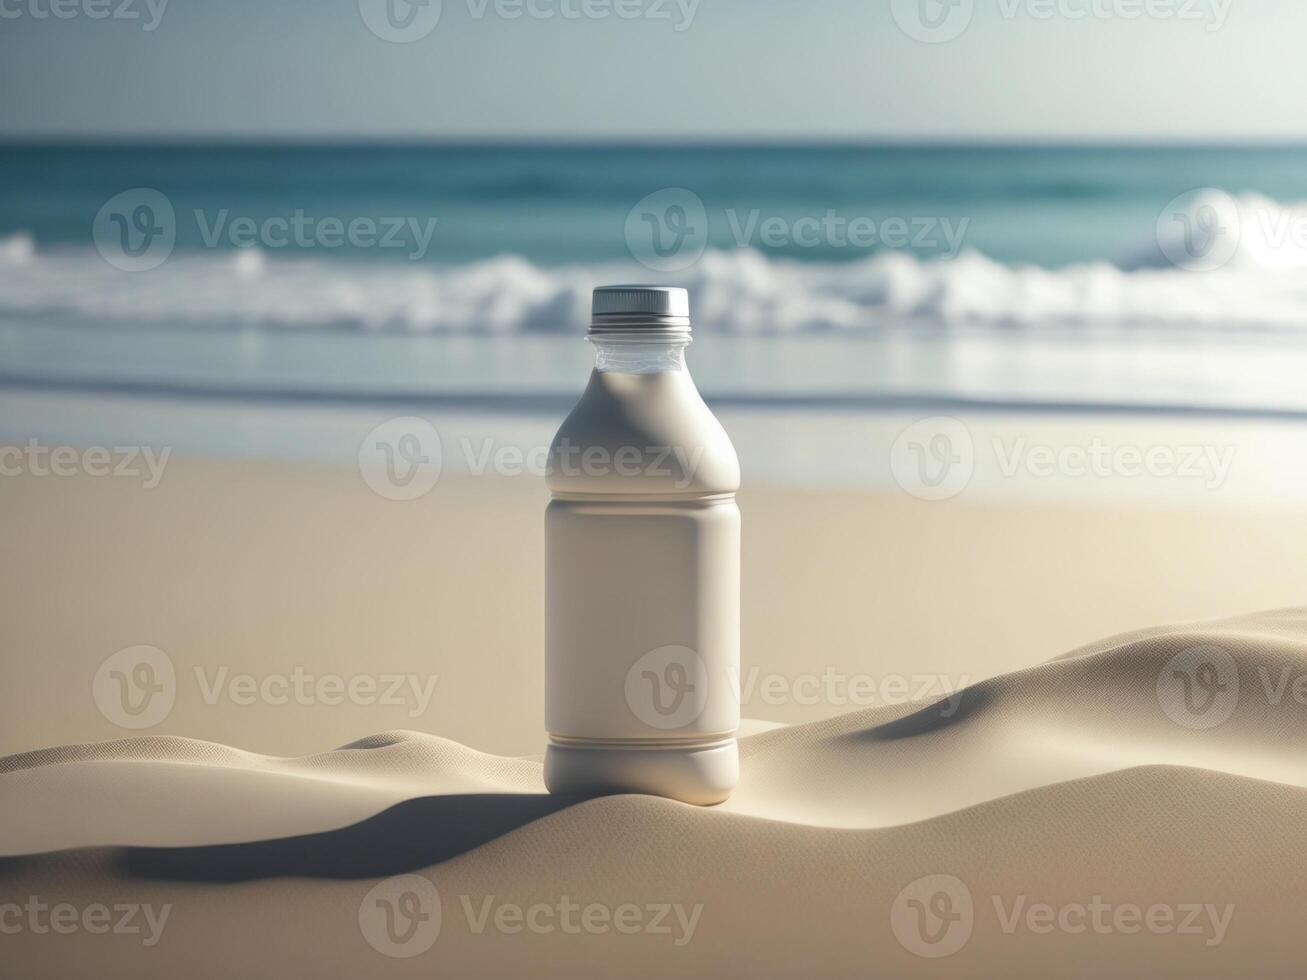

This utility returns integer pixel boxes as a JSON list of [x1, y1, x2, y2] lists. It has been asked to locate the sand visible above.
[[5, 458, 1307, 976], [4, 609, 1307, 976], [4, 456, 1307, 758]]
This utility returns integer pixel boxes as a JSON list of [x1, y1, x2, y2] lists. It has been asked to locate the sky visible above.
[[0, 0, 1304, 140]]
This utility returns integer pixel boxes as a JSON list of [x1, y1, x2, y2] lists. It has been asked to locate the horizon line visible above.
[[6, 134, 1307, 150]]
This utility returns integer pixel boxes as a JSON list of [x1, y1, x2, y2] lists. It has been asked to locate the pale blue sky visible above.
[[1, 0, 1304, 140]]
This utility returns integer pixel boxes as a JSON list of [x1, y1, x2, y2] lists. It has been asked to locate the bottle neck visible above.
[[589, 335, 690, 374]]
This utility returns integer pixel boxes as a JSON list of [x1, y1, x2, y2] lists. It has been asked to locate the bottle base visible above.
[[544, 738, 738, 806]]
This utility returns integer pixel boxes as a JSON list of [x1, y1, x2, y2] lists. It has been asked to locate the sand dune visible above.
[[4, 609, 1307, 977]]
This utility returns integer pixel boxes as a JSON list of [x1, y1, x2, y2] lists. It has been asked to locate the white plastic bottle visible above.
[[544, 285, 740, 805]]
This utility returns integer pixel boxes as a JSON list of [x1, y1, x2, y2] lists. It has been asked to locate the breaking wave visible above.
[[5, 191, 1307, 332]]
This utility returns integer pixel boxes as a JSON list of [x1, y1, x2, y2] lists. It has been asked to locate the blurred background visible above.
[[4, 0, 1307, 758]]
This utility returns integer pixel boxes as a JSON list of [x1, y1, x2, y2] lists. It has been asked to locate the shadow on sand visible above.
[[0, 792, 592, 883], [840, 685, 995, 742]]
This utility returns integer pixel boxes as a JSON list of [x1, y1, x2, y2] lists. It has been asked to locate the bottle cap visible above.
[[590, 285, 690, 336]]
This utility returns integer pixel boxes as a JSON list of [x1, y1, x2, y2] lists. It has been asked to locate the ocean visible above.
[[4, 142, 1307, 489], [5, 142, 1307, 330]]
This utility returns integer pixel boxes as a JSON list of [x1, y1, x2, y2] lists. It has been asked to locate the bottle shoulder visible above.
[[547, 369, 740, 495]]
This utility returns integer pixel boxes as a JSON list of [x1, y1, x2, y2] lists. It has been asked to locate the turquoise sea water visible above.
[[5, 142, 1307, 433], [6, 142, 1307, 266]]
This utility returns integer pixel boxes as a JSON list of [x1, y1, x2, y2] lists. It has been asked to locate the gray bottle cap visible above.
[[590, 285, 691, 335]]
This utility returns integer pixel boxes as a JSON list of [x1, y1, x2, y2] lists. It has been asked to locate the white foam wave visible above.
[[6, 190, 1307, 333], [1122, 190, 1307, 273]]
